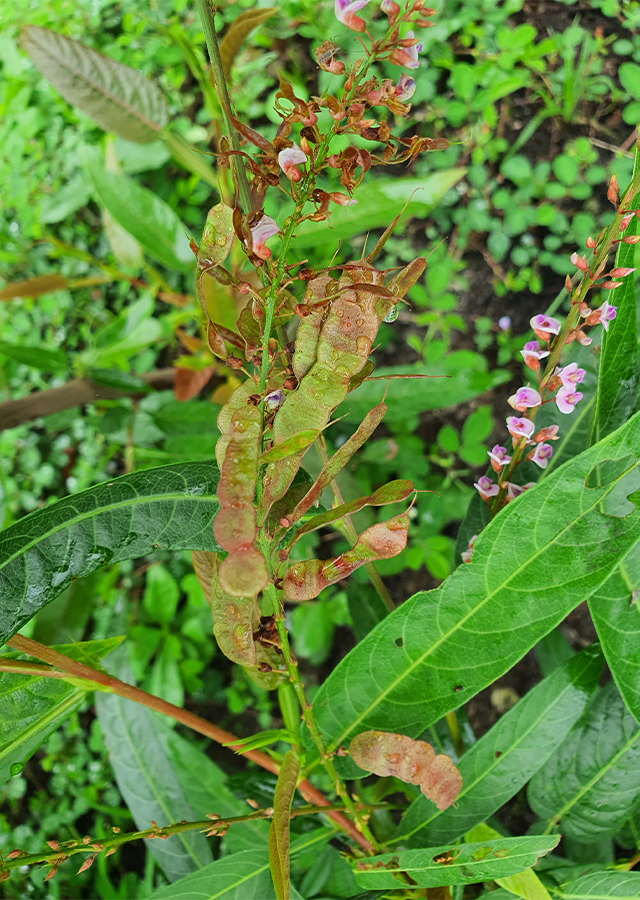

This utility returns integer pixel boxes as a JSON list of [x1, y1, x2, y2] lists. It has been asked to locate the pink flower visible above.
[[506, 416, 535, 442], [278, 145, 308, 182], [556, 385, 583, 414], [330, 192, 357, 207], [528, 442, 553, 469], [508, 386, 542, 411], [521, 340, 550, 371], [390, 31, 423, 70], [557, 362, 586, 387], [531, 314, 562, 341], [249, 214, 280, 260], [506, 482, 536, 501], [474, 476, 499, 501], [595, 300, 617, 332], [265, 390, 284, 409], [534, 424, 560, 442], [335, 0, 370, 31], [488, 444, 511, 472], [461, 534, 478, 564], [395, 73, 416, 103]]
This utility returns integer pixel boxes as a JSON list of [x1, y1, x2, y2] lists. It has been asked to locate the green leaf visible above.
[[220, 8, 279, 80], [549, 872, 640, 899], [260, 430, 319, 463], [0, 461, 220, 643], [0, 342, 67, 372], [85, 162, 194, 272], [291, 172, 467, 251], [589, 543, 640, 721], [144, 830, 330, 899], [352, 836, 560, 890], [143, 564, 180, 625], [395, 647, 602, 847], [88, 367, 152, 393], [20, 25, 168, 142], [310, 413, 640, 759], [161, 129, 219, 189], [0, 637, 122, 786], [528, 682, 640, 840], [95, 681, 213, 882], [0, 274, 68, 301], [41, 172, 93, 223], [269, 750, 299, 900], [338, 354, 510, 424], [592, 145, 640, 444]]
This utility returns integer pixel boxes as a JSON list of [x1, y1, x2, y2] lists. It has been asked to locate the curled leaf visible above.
[[220, 8, 278, 80], [350, 731, 462, 811]]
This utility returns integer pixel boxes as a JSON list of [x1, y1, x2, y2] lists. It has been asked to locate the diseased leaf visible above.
[[269, 750, 299, 900], [350, 731, 461, 810], [0, 461, 221, 643], [467, 823, 552, 900], [20, 25, 168, 142], [0, 274, 68, 301], [310, 414, 640, 762], [191, 549, 217, 603], [352, 836, 560, 890], [220, 9, 278, 79], [0, 638, 122, 786], [396, 646, 602, 846], [528, 682, 640, 840], [549, 871, 640, 899]]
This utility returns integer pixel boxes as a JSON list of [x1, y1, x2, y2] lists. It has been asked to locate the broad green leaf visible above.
[[41, 172, 93, 223], [269, 750, 299, 900], [96, 685, 213, 882], [85, 162, 194, 272], [528, 682, 640, 840], [589, 542, 640, 722], [352, 836, 560, 890], [291, 171, 467, 251], [466, 823, 552, 900], [220, 8, 278, 79], [0, 461, 220, 644], [20, 25, 168, 142], [0, 342, 67, 372], [339, 354, 510, 424], [395, 647, 602, 847], [0, 274, 68, 301], [162, 728, 269, 854], [310, 413, 640, 760], [0, 637, 122, 786], [592, 145, 640, 444], [549, 872, 640, 899], [144, 830, 330, 900]]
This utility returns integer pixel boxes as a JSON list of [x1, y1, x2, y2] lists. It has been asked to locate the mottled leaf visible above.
[[352, 836, 560, 890], [0, 461, 220, 643], [350, 731, 461, 810], [21, 25, 168, 142]]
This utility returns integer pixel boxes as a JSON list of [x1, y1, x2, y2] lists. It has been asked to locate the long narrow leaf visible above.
[[269, 750, 299, 900]]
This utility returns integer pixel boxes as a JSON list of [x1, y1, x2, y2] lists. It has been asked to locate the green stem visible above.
[[195, 0, 253, 216]]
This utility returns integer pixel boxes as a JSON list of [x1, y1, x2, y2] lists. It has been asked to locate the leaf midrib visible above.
[[332, 471, 629, 748], [27, 27, 162, 134], [0, 491, 219, 573]]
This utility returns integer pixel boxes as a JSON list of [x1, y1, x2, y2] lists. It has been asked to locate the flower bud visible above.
[[586, 235, 597, 248]]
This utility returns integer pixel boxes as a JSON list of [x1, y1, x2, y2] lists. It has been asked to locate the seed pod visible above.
[[215, 402, 269, 597], [292, 273, 335, 381], [283, 512, 409, 601], [210, 562, 260, 668], [216, 379, 257, 468], [350, 731, 462, 811]]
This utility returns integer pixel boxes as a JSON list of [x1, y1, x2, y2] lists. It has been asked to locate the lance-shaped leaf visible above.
[[352, 836, 560, 890], [350, 731, 461, 810], [0, 274, 68, 301], [0, 461, 220, 644], [289, 403, 388, 523], [261, 431, 319, 464], [20, 25, 168, 143], [309, 413, 640, 759], [396, 646, 603, 847], [0, 637, 122, 786], [593, 145, 640, 444], [219, 8, 278, 79], [290, 480, 414, 545], [284, 513, 409, 602], [589, 543, 640, 721], [85, 162, 194, 272], [548, 872, 640, 899], [528, 682, 640, 841], [269, 750, 299, 900]]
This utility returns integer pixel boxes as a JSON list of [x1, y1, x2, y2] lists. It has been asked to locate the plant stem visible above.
[[4, 635, 371, 851], [195, 0, 253, 216]]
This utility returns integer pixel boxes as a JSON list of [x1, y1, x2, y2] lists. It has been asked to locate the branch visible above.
[[4, 635, 374, 852]]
